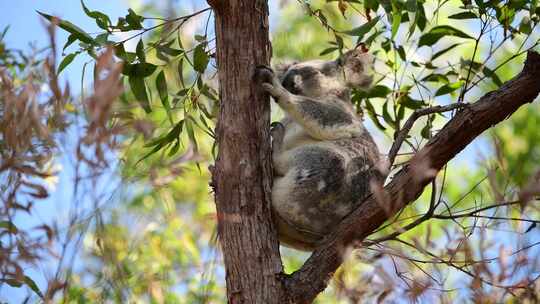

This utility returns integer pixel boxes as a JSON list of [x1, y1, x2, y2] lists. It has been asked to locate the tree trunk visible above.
[[209, 1, 285, 303]]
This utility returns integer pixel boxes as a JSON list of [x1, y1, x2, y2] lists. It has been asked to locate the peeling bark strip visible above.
[[210, 1, 285, 303], [285, 51, 540, 303]]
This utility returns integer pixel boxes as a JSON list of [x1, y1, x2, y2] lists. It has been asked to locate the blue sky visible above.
[[0, 0, 130, 90]]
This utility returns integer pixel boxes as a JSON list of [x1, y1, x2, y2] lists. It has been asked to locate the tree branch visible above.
[[284, 51, 540, 304]]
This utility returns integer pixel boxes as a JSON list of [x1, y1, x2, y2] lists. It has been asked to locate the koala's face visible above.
[[278, 48, 374, 99]]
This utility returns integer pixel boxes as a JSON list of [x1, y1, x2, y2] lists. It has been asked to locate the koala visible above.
[[255, 46, 383, 251]]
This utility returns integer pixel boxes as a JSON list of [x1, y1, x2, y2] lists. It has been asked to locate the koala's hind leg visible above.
[[272, 145, 349, 243]]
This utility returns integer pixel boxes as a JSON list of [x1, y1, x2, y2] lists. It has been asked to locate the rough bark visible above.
[[285, 51, 540, 303], [210, 1, 285, 303]]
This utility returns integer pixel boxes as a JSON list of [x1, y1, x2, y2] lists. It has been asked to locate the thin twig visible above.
[[387, 103, 468, 169]]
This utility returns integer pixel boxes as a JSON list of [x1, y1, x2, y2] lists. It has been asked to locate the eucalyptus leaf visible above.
[[122, 62, 157, 77], [37, 11, 95, 45], [81, 0, 111, 30], [419, 25, 472, 47], [435, 81, 463, 96], [129, 76, 151, 113], [24, 276, 43, 298], [63, 34, 78, 51], [193, 43, 209, 73], [156, 71, 170, 113], [126, 9, 143, 30], [448, 11, 478, 19], [431, 43, 460, 60], [58, 53, 78, 74], [0, 221, 18, 234], [342, 16, 380, 41], [136, 39, 146, 62]]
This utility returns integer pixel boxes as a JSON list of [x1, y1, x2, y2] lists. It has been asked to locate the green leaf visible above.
[[367, 85, 392, 98], [407, 8, 418, 38], [448, 11, 478, 19], [483, 67, 503, 86], [145, 120, 184, 149], [398, 95, 425, 109], [381, 38, 391, 52], [422, 73, 449, 83], [397, 104, 405, 121], [37, 11, 95, 45], [382, 101, 395, 128], [169, 140, 181, 156], [155, 71, 170, 112], [126, 9, 143, 30], [435, 81, 463, 96], [416, 4, 427, 30], [129, 76, 151, 113], [418, 25, 473, 47], [194, 34, 207, 42], [364, 0, 379, 10], [185, 117, 199, 152], [343, 16, 380, 41], [177, 58, 185, 88], [406, 0, 417, 12], [363, 29, 382, 46], [24, 276, 43, 298], [0, 221, 18, 234], [136, 39, 145, 62], [519, 17, 532, 34], [320, 47, 338, 56], [122, 62, 157, 77], [461, 59, 483, 71], [58, 53, 78, 74], [431, 43, 460, 61], [81, 0, 111, 30], [365, 99, 386, 130], [421, 123, 432, 138], [397, 45, 406, 61], [63, 34, 78, 51], [114, 44, 136, 62], [157, 45, 183, 57], [193, 43, 209, 73], [95, 33, 109, 45], [391, 5, 402, 39]]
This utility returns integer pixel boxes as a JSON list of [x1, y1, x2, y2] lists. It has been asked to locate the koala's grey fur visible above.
[[256, 47, 382, 251]]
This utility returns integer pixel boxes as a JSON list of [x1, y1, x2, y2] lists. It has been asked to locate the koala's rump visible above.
[[273, 139, 379, 250]]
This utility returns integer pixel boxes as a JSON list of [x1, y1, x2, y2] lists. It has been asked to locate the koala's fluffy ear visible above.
[[273, 61, 297, 80], [336, 44, 370, 66], [337, 44, 374, 89]]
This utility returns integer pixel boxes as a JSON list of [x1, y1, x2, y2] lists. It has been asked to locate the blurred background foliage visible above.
[[2, 0, 540, 303]]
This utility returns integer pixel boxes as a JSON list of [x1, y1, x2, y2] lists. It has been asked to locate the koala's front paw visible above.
[[254, 65, 288, 100], [254, 65, 274, 84]]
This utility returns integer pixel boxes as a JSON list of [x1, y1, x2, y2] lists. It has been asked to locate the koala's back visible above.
[[272, 122, 381, 250]]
